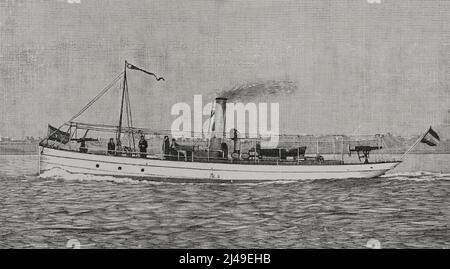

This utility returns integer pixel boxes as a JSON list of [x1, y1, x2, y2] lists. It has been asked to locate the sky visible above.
[[0, 0, 449, 138]]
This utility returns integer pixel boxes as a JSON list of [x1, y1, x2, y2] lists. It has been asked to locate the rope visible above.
[[66, 121, 393, 142], [68, 72, 124, 122], [39, 72, 124, 145], [400, 131, 427, 160]]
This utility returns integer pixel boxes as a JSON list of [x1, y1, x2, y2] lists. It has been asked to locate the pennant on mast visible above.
[[126, 62, 165, 81]]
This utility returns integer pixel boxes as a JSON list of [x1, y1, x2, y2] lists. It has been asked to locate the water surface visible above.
[[0, 155, 448, 248]]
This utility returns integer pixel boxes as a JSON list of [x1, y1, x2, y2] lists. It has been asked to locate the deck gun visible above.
[[348, 145, 382, 163]]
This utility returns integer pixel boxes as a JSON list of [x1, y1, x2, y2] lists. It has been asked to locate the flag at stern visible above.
[[420, 127, 440, 146]]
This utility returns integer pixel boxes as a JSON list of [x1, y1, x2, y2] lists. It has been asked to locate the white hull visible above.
[[39, 147, 400, 181]]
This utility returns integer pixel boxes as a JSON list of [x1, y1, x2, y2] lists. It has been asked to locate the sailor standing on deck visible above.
[[107, 138, 116, 155], [169, 138, 179, 160], [138, 134, 148, 158], [79, 139, 88, 153], [162, 136, 170, 159]]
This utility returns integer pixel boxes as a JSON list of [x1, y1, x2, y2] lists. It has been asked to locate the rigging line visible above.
[[40, 72, 124, 145], [123, 89, 129, 147], [67, 124, 385, 141], [117, 63, 128, 145], [124, 80, 136, 150], [124, 83, 130, 147], [128, 94, 136, 150], [126, 87, 134, 132], [69, 71, 124, 122], [124, 83, 134, 149], [69, 121, 394, 140]]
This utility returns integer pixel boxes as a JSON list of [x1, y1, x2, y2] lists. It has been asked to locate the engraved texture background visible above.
[[0, 0, 449, 138]]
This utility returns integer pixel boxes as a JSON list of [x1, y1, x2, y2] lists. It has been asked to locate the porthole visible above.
[[96, 164, 100, 168], [118, 166, 122, 170]]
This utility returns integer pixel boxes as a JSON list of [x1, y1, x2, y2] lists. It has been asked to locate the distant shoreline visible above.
[[0, 142, 38, 155]]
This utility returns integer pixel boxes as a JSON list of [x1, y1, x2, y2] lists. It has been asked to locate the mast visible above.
[[117, 60, 128, 147], [116, 60, 164, 149]]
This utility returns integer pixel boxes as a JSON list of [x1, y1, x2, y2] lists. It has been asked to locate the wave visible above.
[[382, 171, 450, 181], [38, 167, 450, 185], [37, 167, 306, 186], [38, 168, 153, 185]]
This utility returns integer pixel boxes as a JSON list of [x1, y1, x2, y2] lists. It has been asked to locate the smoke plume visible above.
[[218, 80, 297, 102]]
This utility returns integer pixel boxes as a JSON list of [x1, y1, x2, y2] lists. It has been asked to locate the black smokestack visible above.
[[211, 97, 227, 140]]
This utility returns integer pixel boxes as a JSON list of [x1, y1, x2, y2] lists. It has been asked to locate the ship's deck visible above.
[[41, 145, 399, 166]]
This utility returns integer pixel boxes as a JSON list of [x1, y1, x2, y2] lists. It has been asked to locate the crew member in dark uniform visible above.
[[221, 142, 228, 159], [79, 139, 88, 153], [107, 138, 115, 155], [170, 138, 179, 160], [162, 136, 170, 159], [138, 135, 148, 158]]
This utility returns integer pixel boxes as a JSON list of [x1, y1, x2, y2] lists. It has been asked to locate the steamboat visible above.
[[38, 61, 438, 181]]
